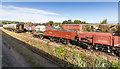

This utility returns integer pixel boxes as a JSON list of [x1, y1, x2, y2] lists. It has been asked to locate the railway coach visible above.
[[3, 24, 24, 33]]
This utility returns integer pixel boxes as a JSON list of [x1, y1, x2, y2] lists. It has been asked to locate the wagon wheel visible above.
[[58, 38, 61, 42], [117, 50, 120, 57], [87, 45, 93, 50], [33, 34, 35, 38], [64, 40, 70, 45], [67, 40, 71, 46], [94, 44, 99, 50], [101, 46, 105, 52], [40, 35, 44, 40], [64, 39, 67, 45], [111, 50, 115, 56], [52, 38, 56, 42], [50, 37, 53, 41]]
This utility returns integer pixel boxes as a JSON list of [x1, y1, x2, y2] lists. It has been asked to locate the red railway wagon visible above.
[[79, 32, 113, 45], [113, 36, 120, 47], [79, 32, 120, 46], [46, 29, 77, 40], [63, 24, 82, 31], [79, 32, 120, 53], [46, 24, 54, 30]]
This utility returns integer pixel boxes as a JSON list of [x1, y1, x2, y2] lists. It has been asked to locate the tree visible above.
[[115, 25, 120, 34], [101, 19, 107, 24], [25, 22, 32, 27], [81, 21, 87, 24], [82, 25, 91, 32], [99, 25, 110, 33], [99, 19, 110, 32], [20, 22, 25, 24], [67, 20, 73, 24], [74, 20, 81, 24], [47, 21, 54, 24], [62, 20, 68, 24]]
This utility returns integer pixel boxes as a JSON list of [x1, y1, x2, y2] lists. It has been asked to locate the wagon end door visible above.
[[79, 33, 93, 43], [113, 36, 120, 47]]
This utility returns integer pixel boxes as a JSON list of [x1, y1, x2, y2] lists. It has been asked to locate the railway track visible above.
[[19, 31, 119, 61], [39, 36, 120, 61], [31, 36, 119, 62]]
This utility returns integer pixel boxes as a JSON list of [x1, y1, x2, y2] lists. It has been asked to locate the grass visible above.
[[96, 54, 103, 59]]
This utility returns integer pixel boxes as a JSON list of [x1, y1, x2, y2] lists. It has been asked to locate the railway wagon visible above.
[[27, 24, 54, 33], [3, 24, 24, 33], [46, 24, 54, 30], [79, 32, 120, 55], [45, 29, 78, 44], [63, 24, 82, 31], [31, 25, 36, 32], [33, 25, 46, 39], [27, 26, 32, 32]]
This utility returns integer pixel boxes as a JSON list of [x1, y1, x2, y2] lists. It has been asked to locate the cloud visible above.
[[0, 5, 69, 23], [2, 5, 59, 15]]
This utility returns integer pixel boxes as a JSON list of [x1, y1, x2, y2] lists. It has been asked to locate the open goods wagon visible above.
[[45, 29, 78, 44], [3, 24, 24, 33], [63, 24, 120, 56], [63, 24, 82, 31], [79, 32, 120, 55]]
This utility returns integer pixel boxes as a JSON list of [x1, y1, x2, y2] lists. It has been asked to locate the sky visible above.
[[0, 2, 118, 23], [1, 0, 120, 2]]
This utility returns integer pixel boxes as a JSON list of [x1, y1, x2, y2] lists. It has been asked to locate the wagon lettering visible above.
[[49, 32, 52, 33], [114, 44, 120, 46], [98, 40, 107, 43]]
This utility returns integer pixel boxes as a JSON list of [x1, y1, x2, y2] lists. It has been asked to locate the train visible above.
[[2, 23, 120, 56], [3, 24, 24, 33], [33, 24, 120, 56]]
